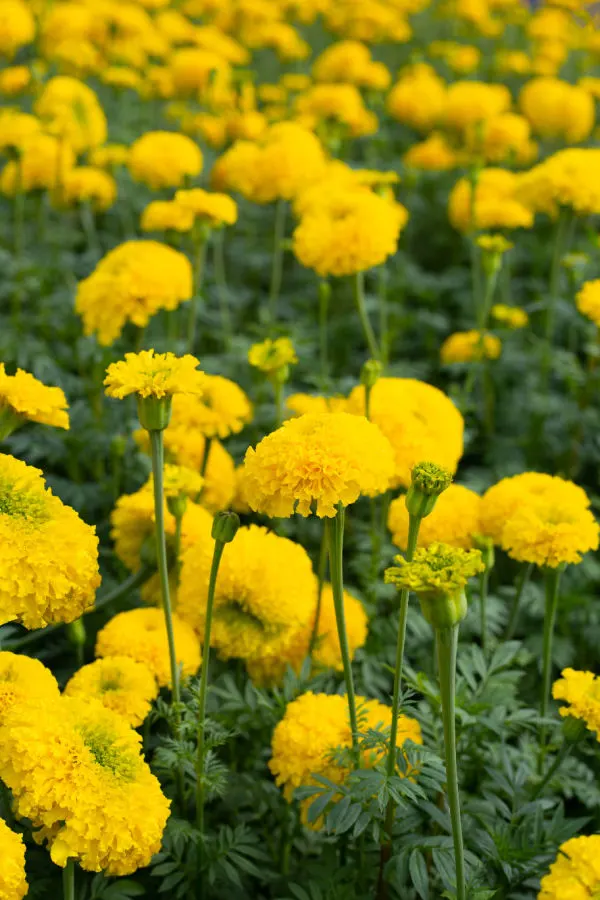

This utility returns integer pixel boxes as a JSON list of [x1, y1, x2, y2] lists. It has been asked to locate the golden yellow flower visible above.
[[104, 350, 205, 400], [387, 64, 447, 133], [0, 65, 30, 96], [0, 133, 75, 195], [128, 130, 203, 190], [0, 818, 27, 900], [385, 542, 484, 596], [466, 113, 538, 166], [0, 651, 60, 723], [448, 169, 534, 232], [0, 110, 40, 152], [444, 81, 511, 134], [140, 200, 195, 233], [491, 303, 528, 328], [518, 148, 600, 218], [34, 76, 107, 152], [248, 338, 298, 375], [0, 363, 69, 434], [553, 668, 600, 740], [576, 280, 600, 327], [295, 83, 378, 138], [56, 166, 117, 211], [520, 77, 595, 144], [539, 836, 600, 900], [0, 0, 34, 57], [89, 143, 130, 169], [174, 188, 238, 227], [389, 484, 481, 551], [440, 330, 502, 363], [312, 40, 390, 89], [286, 393, 348, 416], [64, 656, 159, 727]]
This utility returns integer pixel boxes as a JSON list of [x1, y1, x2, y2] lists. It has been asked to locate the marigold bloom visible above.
[[440, 330, 502, 363], [449, 169, 534, 233], [387, 64, 447, 133], [312, 40, 390, 89], [286, 393, 348, 416], [0, 818, 27, 900], [34, 76, 107, 152], [170, 47, 231, 95], [56, 166, 117, 211], [0, 133, 75, 195], [89, 144, 130, 169], [0, 651, 60, 722], [0, 65, 30, 96], [164, 374, 252, 438], [76, 242, 193, 346], [129, 131, 203, 190], [295, 83, 378, 138], [404, 133, 460, 171], [465, 113, 538, 166], [243, 412, 395, 517], [0, 696, 170, 875], [576, 280, 600, 327], [389, 484, 481, 551], [0, 454, 100, 629], [96, 608, 201, 687], [385, 542, 484, 595], [104, 350, 205, 400], [64, 657, 159, 727], [0, 110, 40, 152], [248, 337, 298, 374], [174, 188, 238, 227], [539, 835, 600, 900], [444, 81, 511, 134], [519, 149, 600, 218], [520, 77, 595, 144], [490, 303, 528, 328], [140, 200, 195, 233], [0, 363, 69, 433], [345, 378, 464, 488], [178, 524, 317, 661], [553, 668, 600, 740]]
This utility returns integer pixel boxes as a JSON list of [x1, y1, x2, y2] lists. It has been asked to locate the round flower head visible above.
[[0, 818, 27, 900], [0, 363, 69, 436], [174, 188, 238, 227], [104, 350, 205, 400], [0, 0, 34, 57], [404, 133, 459, 172], [0, 133, 75, 195], [518, 148, 600, 218], [248, 337, 298, 375], [294, 83, 378, 138], [539, 835, 600, 900], [387, 64, 447, 133], [140, 200, 195, 233], [0, 651, 60, 723], [312, 40, 390, 89], [553, 668, 600, 740], [76, 241, 193, 346], [64, 656, 159, 727], [576, 280, 600, 327], [247, 583, 368, 687], [34, 76, 107, 153], [481, 472, 598, 568], [448, 169, 534, 233], [286, 393, 348, 417], [385, 543, 484, 596], [0, 454, 100, 629], [96, 608, 201, 687], [345, 378, 464, 489], [389, 484, 482, 551], [0, 696, 170, 875], [243, 412, 395, 517], [57, 167, 117, 212], [444, 81, 511, 135], [178, 524, 317, 662], [519, 77, 595, 144], [491, 304, 528, 329], [128, 130, 203, 189], [270, 691, 422, 803], [440, 331, 502, 364], [165, 374, 252, 439], [465, 113, 537, 166]]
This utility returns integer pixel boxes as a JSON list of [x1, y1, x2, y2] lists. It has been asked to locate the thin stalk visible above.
[[80, 202, 100, 256], [149, 430, 181, 713], [530, 741, 573, 801], [173, 513, 183, 582], [504, 562, 534, 640], [188, 238, 206, 353], [268, 199, 286, 326], [200, 437, 212, 479], [540, 211, 571, 391], [437, 625, 466, 900], [273, 378, 284, 428], [326, 504, 358, 750], [479, 568, 490, 653], [309, 528, 329, 655], [318, 280, 330, 389], [63, 860, 75, 900], [539, 567, 562, 767], [378, 266, 389, 366], [213, 230, 232, 348], [196, 538, 226, 830], [354, 271, 381, 361]]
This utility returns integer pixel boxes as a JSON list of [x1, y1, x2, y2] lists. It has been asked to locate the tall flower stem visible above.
[[149, 430, 181, 714], [268, 199, 286, 327], [354, 271, 381, 361], [309, 529, 328, 656], [436, 625, 466, 900], [196, 537, 226, 830], [540, 211, 571, 392], [213, 230, 232, 348], [188, 237, 207, 353], [63, 860, 75, 900], [539, 567, 563, 767], [479, 568, 490, 653], [530, 741, 573, 801], [378, 266, 389, 367], [273, 378, 284, 428], [200, 437, 212, 479], [504, 562, 533, 640], [326, 504, 358, 750], [318, 280, 330, 389]]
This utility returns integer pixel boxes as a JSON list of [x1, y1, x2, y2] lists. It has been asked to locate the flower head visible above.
[[553, 668, 600, 741], [389, 484, 481, 551], [243, 412, 395, 517], [491, 304, 528, 329], [539, 835, 600, 900], [0, 651, 60, 723], [385, 543, 484, 596], [128, 130, 203, 190], [0, 818, 27, 900], [0, 363, 69, 436], [104, 350, 205, 400], [166, 374, 252, 439], [248, 338, 298, 375], [448, 169, 534, 233], [57, 167, 117, 212], [140, 200, 195, 233], [64, 657, 159, 727], [519, 77, 595, 144], [441, 330, 502, 364], [576, 279, 600, 327], [174, 188, 238, 227]]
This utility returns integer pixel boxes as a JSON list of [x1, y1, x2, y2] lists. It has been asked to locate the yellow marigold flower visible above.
[[0, 363, 69, 434], [211, 122, 327, 204], [96, 608, 201, 687], [55, 166, 117, 212], [440, 330, 502, 364], [89, 143, 129, 169], [0, 110, 40, 152], [174, 188, 238, 227], [385, 542, 484, 595], [64, 657, 159, 727], [491, 303, 528, 328], [466, 113, 538, 166], [286, 393, 347, 416], [579, 76, 600, 100], [101, 67, 142, 91], [387, 64, 447, 133], [0, 696, 170, 875], [270, 691, 422, 803], [520, 77, 595, 144], [293, 188, 407, 278], [295, 83, 378, 138], [0, 0, 34, 57], [0, 651, 60, 723], [0, 818, 27, 900], [174, 374, 251, 439], [404, 133, 459, 171], [312, 40, 391, 89], [178, 524, 317, 661], [448, 169, 534, 232], [247, 583, 368, 686], [495, 49, 531, 75], [170, 47, 231, 96], [248, 338, 298, 375], [281, 73, 312, 92], [430, 41, 481, 74], [553, 668, 600, 740], [128, 130, 203, 190], [538, 835, 600, 900], [243, 412, 395, 517], [389, 484, 481, 551], [140, 199, 194, 233], [76, 242, 193, 346], [444, 81, 511, 134], [345, 378, 464, 489], [34, 76, 107, 152], [0, 65, 30, 96], [105, 350, 204, 401], [0, 454, 100, 630], [519, 148, 600, 218], [481, 472, 599, 567], [0, 133, 75, 195], [576, 280, 600, 327], [477, 234, 513, 255]]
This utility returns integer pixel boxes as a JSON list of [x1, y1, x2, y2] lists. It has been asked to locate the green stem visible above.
[[80, 202, 100, 257], [213, 230, 232, 348], [200, 437, 212, 479], [268, 199, 286, 327], [354, 271, 381, 361], [326, 505, 358, 750], [63, 860, 75, 900], [196, 538, 226, 830], [539, 567, 563, 767], [188, 238, 206, 353], [541, 211, 571, 391], [318, 280, 330, 390], [530, 741, 573, 801], [173, 513, 183, 582], [273, 378, 284, 428], [436, 625, 466, 900], [149, 430, 181, 713], [504, 562, 534, 640], [378, 266, 389, 366], [479, 569, 490, 653], [309, 528, 328, 656]]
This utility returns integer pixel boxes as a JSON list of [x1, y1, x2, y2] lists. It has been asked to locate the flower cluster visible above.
[[552, 668, 600, 740]]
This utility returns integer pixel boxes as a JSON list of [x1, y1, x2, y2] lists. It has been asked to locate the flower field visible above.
[[3, 0, 600, 898]]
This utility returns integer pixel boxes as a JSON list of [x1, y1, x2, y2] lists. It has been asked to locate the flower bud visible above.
[[212, 511, 240, 544], [137, 395, 172, 432], [361, 359, 383, 389], [406, 461, 453, 519], [562, 714, 587, 745], [473, 534, 495, 571], [167, 492, 188, 519], [418, 588, 468, 629]]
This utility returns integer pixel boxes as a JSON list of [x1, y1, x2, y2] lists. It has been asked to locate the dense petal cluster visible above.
[[0, 818, 27, 900], [448, 169, 534, 232], [0, 363, 69, 432], [169, 373, 252, 438], [440, 331, 502, 363], [491, 304, 528, 329], [243, 412, 395, 517], [387, 63, 446, 132], [388, 484, 481, 551], [553, 668, 600, 740], [444, 81, 511, 134], [538, 835, 600, 900], [0, 0, 34, 57], [519, 149, 600, 218], [576, 280, 600, 327], [140, 200, 195, 233], [104, 350, 204, 400], [64, 657, 159, 727], [385, 543, 484, 595], [0, 133, 75, 195], [34, 76, 107, 152], [248, 337, 298, 374], [312, 40, 390, 88], [76, 242, 193, 346], [0, 696, 170, 875], [295, 83, 378, 137], [0, 651, 60, 722], [0, 454, 100, 629], [174, 187, 238, 226], [57, 166, 117, 211], [519, 77, 595, 144], [128, 130, 203, 189]]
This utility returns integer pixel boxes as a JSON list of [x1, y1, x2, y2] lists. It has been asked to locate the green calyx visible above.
[[137, 395, 172, 432], [212, 510, 240, 544], [406, 462, 453, 519], [419, 588, 468, 629]]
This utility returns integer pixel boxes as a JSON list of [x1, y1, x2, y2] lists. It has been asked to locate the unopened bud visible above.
[[406, 462, 453, 519], [212, 511, 240, 544], [473, 534, 495, 571], [361, 359, 383, 389], [137, 396, 172, 432], [419, 588, 468, 629]]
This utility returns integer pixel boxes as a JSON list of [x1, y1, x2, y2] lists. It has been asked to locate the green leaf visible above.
[[409, 849, 429, 900]]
